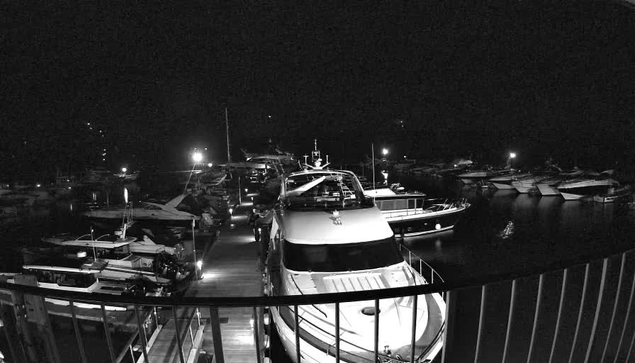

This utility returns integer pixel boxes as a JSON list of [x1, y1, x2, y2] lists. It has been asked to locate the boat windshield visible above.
[[282, 237, 403, 272], [284, 172, 372, 210]]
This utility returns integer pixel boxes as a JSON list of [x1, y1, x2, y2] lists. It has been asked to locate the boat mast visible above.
[[225, 108, 231, 164], [371, 143, 376, 191]]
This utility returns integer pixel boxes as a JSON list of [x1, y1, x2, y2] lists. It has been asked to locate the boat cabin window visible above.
[[282, 237, 403, 272], [285, 173, 373, 210], [30, 270, 97, 288]]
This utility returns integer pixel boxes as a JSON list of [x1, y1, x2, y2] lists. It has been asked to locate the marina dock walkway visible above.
[[182, 202, 264, 363]]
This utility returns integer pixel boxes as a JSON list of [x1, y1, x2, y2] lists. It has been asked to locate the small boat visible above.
[[0, 259, 161, 311], [366, 184, 470, 237], [489, 172, 533, 191], [83, 194, 202, 225], [593, 186, 633, 203], [557, 177, 619, 201]]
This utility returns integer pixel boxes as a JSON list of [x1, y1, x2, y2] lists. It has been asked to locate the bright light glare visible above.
[[192, 152, 203, 163], [509, 152, 517, 159], [382, 148, 389, 156], [121, 167, 127, 173], [196, 260, 203, 269], [207, 163, 213, 167]]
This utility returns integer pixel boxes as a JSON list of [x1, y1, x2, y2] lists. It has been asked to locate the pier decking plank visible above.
[[184, 206, 264, 362]]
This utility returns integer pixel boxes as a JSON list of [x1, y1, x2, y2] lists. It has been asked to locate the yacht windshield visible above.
[[282, 237, 403, 272], [284, 172, 372, 210]]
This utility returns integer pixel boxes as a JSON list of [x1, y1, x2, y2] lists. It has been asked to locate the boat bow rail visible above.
[[2, 246, 635, 362]]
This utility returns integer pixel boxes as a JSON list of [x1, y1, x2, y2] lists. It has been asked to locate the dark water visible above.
[[394, 174, 635, 284], [3, 175, 635, 362]]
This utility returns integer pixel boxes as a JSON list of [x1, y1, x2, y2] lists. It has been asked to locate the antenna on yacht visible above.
[[90, 226, 97, 262], [225, 107, 231, 164], [371, 143, 376, 192]]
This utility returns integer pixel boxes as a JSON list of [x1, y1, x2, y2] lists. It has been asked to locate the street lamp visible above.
[[121, 167, 127, 174], [184, 151, 204, 194], [382, 148, 389, 157], [192, 151, 203, 164], [508, 152, 517, 169]]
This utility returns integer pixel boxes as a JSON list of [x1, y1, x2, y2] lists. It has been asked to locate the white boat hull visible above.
[[537, 184, 560, 196], [491, 182, 516, 190], [560, 192, 584, 201]]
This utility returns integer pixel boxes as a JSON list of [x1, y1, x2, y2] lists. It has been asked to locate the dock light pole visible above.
[[192, 218, 201, 280], [184, 151, 204, 194], [508, 152, 517, 169]]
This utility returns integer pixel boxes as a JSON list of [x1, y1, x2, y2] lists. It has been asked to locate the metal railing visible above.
[[1, 247, 635, 362]]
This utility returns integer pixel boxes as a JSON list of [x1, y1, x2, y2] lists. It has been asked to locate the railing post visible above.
[[410, 294, 418, 363], [583, 258, 609, 363], [294, 305, 301, 363], [441, 290, 452, 363], [172, 307, 186, 363], [69, 300, 88, 363], [568, 263, 591, 363], [601, 253, 626, 362], [549, 268, 569, 363], [335, 302, 340, 363], [526, 274, 545, 363], [100, 303, 117, 363], [473, 284, 487, 363], [134, 305, 150, 363], [252, 306, 262, 363], [502, 279, 517, 363], [374, 298, 380, 362], [614, 259, 635, 363], [209, 306, 225, 363]]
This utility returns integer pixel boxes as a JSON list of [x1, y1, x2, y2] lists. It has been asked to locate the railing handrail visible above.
[[1, 245, 631, 308]]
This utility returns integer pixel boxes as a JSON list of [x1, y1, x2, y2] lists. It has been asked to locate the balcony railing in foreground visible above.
[[2, 248, 635, 362]]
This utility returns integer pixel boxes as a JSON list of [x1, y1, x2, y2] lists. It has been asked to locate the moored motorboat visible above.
[[593, 185, 633, 203], [365, 185, 470, 237], [83, 194, 203, 225], [266, 167, 446, 362], [0, 259, 161, 311], [557, 177, 619, 201]]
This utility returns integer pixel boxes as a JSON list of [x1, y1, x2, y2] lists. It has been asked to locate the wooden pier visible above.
[[183, 203, 265, 363]]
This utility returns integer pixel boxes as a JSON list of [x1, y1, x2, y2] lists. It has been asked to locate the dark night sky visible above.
[[1, 1, 634, 181]]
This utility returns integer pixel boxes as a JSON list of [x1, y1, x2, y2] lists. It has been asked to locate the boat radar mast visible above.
[[303, 139, 330, 170]]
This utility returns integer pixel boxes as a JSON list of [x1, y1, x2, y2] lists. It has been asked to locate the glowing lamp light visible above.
[[121, 167, 127, 173], [382, 148, 389, 156], [196, 260, 203, 269], [509, 152, 517, 159], [36, 183, 41, 188], [192, 152, 203, 163], [435, 223, 442, 230], [207, 163, 213, 167], [77, 251, 87, 258]]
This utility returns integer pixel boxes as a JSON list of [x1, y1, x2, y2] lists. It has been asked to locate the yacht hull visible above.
[[271, 292, 446, 363], [387, 206, 467, 237]]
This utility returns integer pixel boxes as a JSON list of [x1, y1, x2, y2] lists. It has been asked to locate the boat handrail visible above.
[[396, 243, 444, 284]]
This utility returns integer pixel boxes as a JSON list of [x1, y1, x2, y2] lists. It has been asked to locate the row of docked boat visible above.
[[456, 167, 632, 202], [1, 202, 196, 309]]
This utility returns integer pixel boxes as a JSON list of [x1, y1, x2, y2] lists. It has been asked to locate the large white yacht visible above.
[[266, 167, 446, 362]]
